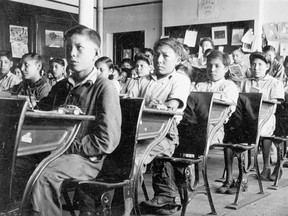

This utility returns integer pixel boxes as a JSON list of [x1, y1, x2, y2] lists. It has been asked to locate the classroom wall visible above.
[[162, 0, 262, 50], [262, 0, 288, 24], [102, 2, 162, 56]]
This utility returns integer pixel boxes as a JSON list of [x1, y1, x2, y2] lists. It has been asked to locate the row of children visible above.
[[0, 23, 285, 216]]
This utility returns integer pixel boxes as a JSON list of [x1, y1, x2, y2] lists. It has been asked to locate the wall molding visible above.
[[45, 0, 162, 10]]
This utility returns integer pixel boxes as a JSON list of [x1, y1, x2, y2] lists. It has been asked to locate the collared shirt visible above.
[[11, 77, 51, 101], [39, 67, 121, 157], [193, 78, 239, 104], [67, 67, 98, 88], [127, 70, 191, 111], [241, 74, 284, 101], [0, 71, 21, 91]]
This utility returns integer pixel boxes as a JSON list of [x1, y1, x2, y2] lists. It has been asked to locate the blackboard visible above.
[[164, 20, 254, 55]]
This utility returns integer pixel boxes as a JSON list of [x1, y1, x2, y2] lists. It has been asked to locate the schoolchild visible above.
[[95, 56, 113, 79], [192, 50, 239, 147], [18, 25, 121, 216], [263, 45, 286, 81], [48, 58, 66, 86], [11, 53, 51, 108], [127, 37, 191, 215], [241, 52, 284, 181], [0, 50, 21, 91], [220, 52, 284, 194]]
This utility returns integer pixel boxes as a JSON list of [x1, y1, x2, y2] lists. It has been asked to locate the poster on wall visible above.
[[9, 25, 29, 58], [280, 43, 288, 56], [198, 0, 219, 20], [183, 30, 198, 47], [263, 23, 278, 40], [45, 30, 64, 48], [231, 28, 244, 46], [277, 23, 288, 39], [211, 26, 227, 45], [10, 25, 28, 44]]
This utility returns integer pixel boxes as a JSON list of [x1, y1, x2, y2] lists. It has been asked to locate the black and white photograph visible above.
[[1, 1, 288, 216]]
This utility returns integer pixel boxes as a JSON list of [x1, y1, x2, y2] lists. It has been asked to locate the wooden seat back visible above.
[[96, 98, 144, 182], [175, 92, 214, 157], [0, 97, 28, 210], [224, 93, 263, 146]]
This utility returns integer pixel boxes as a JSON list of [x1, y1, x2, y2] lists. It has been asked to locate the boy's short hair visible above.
[[199, 37, 214, 48], [134, 53, 152, 65], [153, 38, 183, 57], [21, 53, 45, 75], [262, 45, 275, 53], [95, 56, 113, 70], [207, 50, 230, 67], [121, 67, 132, 78], [64, 25, 101, 48], [120, 58, 134, 68], [0, 50, 13, 61], [49, 58, 65, 67], [142, 48, 154, 56], [249, 52, 269, 64], [232, 47, 244, 54]]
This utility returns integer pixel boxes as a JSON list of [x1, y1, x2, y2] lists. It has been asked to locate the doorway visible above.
[[113, 31, 144, 66]]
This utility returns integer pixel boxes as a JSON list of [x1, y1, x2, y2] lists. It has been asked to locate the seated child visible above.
[[263, 45, 286, 82], [15, 25, 121, 216], [242, 52, 284, 181], [121, 53, 153, 94], [48, 58, 66, 86], [11, 53, 51, 108], [220, 52, 284, 194], [192, 50, 239, 145], [95, 56, 113, 78], [127, 38, 191, 215], [0, 50, 21, 91], [228, 47, 251, 80]]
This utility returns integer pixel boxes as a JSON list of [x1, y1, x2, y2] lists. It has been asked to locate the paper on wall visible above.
[[11, 42, 28, 58], [263, 23, 278, 40], [183, 30, 198, 47], [280, 42, 288, 56], [241, 29, 255, 44]]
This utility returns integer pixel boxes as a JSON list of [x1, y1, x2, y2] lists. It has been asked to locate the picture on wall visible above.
[[45, 30, 64, 48], [123, 49, 132, 59], [211, 26, 227, 45], [231, 28, 244, 46], [9, 25, 29, 58]]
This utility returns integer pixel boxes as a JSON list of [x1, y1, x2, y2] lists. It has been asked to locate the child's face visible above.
[[206, 57, 228, 82], [50, 62, 65, 79], [122, 62, 132, 69], [119, 72, 128, 82], [66, 34, 99, 75], [153, 44, 180, 77], [265, 50, 275, 62], [14, 67, 22, 79], [21, 57, 41, 81], [0, 56, 13, 76], [232, 50, 243, 64], [96, 62, 112, 79], [135, 59, 151, 77], [250, 58, 269, 79]]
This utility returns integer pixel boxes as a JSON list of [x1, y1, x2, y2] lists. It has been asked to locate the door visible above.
[[113, 31, 144, 66]]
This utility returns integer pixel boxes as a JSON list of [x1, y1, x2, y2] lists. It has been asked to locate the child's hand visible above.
[[148, 98, 162, 108]]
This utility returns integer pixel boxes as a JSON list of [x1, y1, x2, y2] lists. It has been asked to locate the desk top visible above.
[[143, 107, 182, 116], [26, 110, 95, 121]]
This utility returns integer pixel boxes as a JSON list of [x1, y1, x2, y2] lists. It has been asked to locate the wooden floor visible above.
[[63, 147, 288, 216]]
